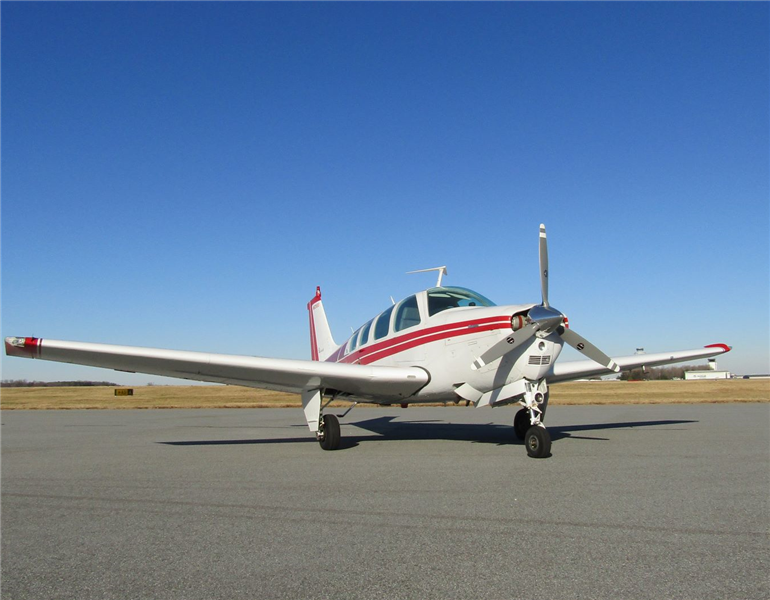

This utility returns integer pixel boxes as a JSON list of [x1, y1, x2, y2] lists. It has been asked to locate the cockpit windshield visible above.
[[426, 286, 496, 317]]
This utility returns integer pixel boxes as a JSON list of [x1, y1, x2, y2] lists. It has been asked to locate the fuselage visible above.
[[327, 286, 564, 403]]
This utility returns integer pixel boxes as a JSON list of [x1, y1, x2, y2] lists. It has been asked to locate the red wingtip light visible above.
[[705, 343, 731, 353], [5, 336, 41, 358]]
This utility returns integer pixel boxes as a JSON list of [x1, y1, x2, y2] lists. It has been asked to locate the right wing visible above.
[[4, 337, 429, 401], [547, 344, 731, 383]]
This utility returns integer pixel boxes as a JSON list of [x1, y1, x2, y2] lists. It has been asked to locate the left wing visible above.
[[547, 344, 731, 383], [4, 337, 429, 401]]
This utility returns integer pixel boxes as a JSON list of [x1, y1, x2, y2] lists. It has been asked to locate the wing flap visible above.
[[4, 337, 429, 400], [547, 344, 731, 383]]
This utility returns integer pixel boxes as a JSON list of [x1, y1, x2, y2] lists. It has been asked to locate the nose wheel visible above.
[[514, 381, 551, 458], [524, 426, 551, 458]]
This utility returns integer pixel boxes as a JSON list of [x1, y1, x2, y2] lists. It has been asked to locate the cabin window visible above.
[[358, 319, 374, 347], [345, 332, 358, 355], [394, 295, 421, 332], [427, 287, 496, 317], [373, 305, 394, 340], [349, 326, 365, 354]]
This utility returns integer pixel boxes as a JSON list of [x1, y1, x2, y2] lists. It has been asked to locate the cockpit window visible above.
[[394, 295, 421, 332], [426, 286, 496, 317], [373, 305, 394, 340]]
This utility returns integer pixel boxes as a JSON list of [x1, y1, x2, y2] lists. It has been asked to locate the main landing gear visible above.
[[302, 389, 345, 451], [317, 414, 341, 451], [514, 382, 551, 458]]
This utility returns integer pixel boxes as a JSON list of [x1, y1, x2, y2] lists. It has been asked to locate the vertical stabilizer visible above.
[[307, 287, 338, 361]]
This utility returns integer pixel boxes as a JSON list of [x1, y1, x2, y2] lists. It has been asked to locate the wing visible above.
[[4, 337, 429, 401], [547, 344, 731, 383]]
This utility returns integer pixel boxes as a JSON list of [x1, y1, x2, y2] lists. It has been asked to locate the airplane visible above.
[[5, 225, 731, 458]]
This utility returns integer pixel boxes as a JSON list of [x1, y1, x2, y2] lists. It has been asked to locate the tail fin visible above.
[[307, 287, 338, 361]]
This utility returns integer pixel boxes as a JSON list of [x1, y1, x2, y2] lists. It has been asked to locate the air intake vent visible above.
[[528, 355, 551, 366]]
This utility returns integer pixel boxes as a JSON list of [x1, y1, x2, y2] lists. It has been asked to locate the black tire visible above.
[[514, 409, 530, 440], [524, 426, 551, 458], [318, 414, 341, 451]]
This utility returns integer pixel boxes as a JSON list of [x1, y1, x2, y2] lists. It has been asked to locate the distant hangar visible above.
[[684, 358, 731, 380]]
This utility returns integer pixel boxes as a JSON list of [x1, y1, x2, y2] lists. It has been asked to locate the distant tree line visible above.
[[0, 380, 119, 388], [619, 365, 711, 381]]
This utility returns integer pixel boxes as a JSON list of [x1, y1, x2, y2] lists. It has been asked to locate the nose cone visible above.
[[527, 305, 564, 333]]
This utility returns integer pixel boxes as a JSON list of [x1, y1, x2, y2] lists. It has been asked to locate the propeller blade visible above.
[[539, 224, 549, 308], [559, 327, 620, 372], [471, 323, 539, 370]]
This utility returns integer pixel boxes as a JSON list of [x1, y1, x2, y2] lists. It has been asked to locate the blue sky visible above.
[[2, 2, 768, 384]]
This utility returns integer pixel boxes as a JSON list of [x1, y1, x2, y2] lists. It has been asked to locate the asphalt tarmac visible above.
[[2, 404, 768, 600]]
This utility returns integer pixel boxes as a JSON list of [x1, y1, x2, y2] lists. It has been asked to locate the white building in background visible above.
[[684, 358, 732, 380]]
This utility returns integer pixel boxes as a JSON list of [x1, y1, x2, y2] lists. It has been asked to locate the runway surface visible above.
[[3, 404, 768, 600]]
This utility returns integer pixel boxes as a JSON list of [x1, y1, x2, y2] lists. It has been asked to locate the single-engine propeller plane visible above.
[[5, 225, 730, 457]]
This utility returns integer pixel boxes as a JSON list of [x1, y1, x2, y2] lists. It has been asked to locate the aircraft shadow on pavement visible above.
[[159, 417, 697, 449]]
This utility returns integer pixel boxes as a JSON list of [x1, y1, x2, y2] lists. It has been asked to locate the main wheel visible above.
[[524, 426, 551, 458], [318, 414, 341, 451], [514, 409, 530, 440]]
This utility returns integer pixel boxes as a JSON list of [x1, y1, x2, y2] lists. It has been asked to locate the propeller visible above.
[[539, 223, 549, 308], [471, 322, 539, 370], [558, 326, 619, 372], [471, 224, 620, 373]]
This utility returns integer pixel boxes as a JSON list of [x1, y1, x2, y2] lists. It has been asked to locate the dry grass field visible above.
[[1, 379, 767, 410]]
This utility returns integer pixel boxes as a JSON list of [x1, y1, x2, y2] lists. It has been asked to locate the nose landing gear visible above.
[[513, 381, 551, 458]]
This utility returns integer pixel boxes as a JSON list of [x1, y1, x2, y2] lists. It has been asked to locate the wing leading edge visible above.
[[547, 344, 731, 383], [4, 337, 429, 401]]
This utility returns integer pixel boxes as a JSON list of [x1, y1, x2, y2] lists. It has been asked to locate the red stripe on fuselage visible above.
[[332, 315, 511, 365]]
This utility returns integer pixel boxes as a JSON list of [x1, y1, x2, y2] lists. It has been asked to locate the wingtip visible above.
[[705, 343, 731, 353], [5, 336, 41, 358]]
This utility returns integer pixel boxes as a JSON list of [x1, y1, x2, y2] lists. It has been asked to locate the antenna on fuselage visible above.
[[407, 266, 448, 287]]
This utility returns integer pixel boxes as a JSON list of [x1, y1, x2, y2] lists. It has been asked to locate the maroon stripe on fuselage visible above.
[[332, 315, 511, 365]]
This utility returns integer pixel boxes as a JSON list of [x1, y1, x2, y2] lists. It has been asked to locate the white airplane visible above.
[[5, 225, 730, 458]]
